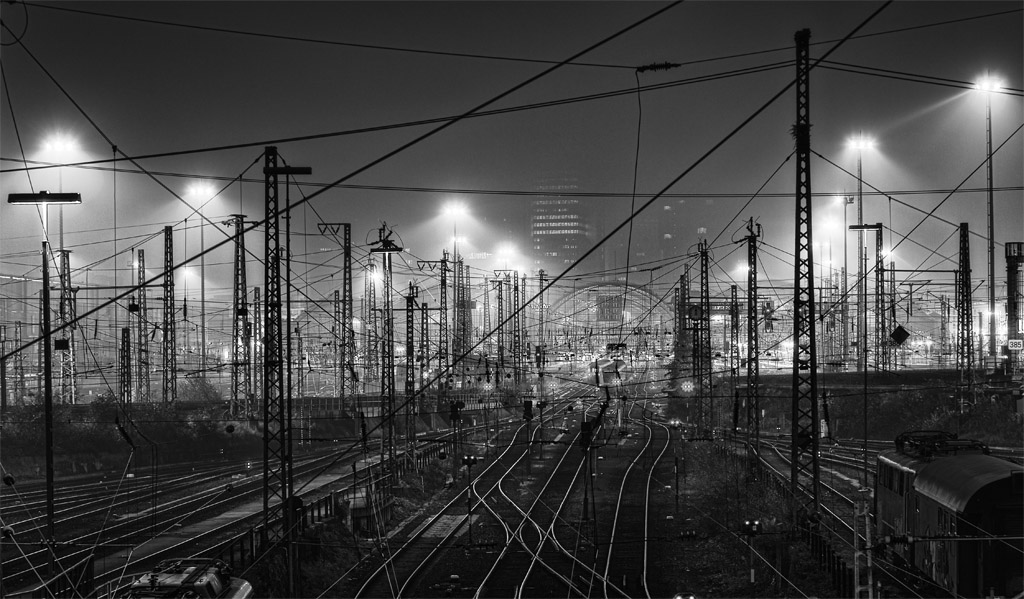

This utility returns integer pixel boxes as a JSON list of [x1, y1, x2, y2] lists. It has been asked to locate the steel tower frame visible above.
[[341, 224, 354, 404], [698, 242, 712, 434], [483, 278, 492, 356], [162, 226, 176, 403], [120, 327, 131, 404], [252, 286, 262, 416], [13, 321, 25, 404], [371, 226, 402, 474], [1006, 243, 1022, 374], [136, 250, 149, 402], [956, 223, 974, 407], [746, 220, 761, 456], [790, 28, 820, 516], [229, 215, 250, 417], [364, 258, 378, 395], [260, 147, 309, 596], [57, 250, 77, 404], [262, 147, 292, 549]]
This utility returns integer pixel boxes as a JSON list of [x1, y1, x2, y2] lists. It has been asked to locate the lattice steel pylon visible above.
[[1006, 242, 1022, 376], [364, 258, 378, 395], [452, 258, 465, 360], [458, 263, 472, 381], [341, 224, 354, 405], [956, 223, 974, 414], [745, 220, 761, 456], [790, 27, 820, 517], [405, 283, 418, 440], [418, 251, 450, 393], [698, 241, 712, 435], [13, 321, 25, 404], [120, 327, 132, 404], [57, 249, 77, 404], [730, 285, 739, 392], [875, 231, 888, 371], [136, 250, 150, 402], [483, 278, 492, 356], [229, 215, 250, 417], [514, 272, 523, 385], [334, 289, 342, 397], [252, 286, 262, 415], [494, 276, 507, 385], [261, 146, 309, 596], [162, 226, 176, 404], [371, 224, 403, 475]]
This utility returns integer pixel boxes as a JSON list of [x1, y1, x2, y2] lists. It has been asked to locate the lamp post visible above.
[[977, 75, 1002, 361], [837, 196, 854, 370], [187, 183, 215, 377], [850, 223, 882, 488], [848, 135, 875, 373], [8, 191, 82, 577]]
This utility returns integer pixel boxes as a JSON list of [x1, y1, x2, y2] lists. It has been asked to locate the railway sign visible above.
[[1009, 339, 1023, 351]]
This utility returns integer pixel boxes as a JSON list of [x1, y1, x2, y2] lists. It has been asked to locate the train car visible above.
[[121, 559, 253, 598], [875, 431, 1023, 598]]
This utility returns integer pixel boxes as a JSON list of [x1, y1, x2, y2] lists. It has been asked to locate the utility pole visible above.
[[136, 250, 150, 403], [342, 224, 353, 406], [333, 289, 342, 399], [698, 241, 711, 435], [371, 224, 403, 478], [730, 285, 739, 396], [120, 327, 132, 404], [493, 272, 513, 388], [57, 249, 77, 404], [791, 28, 820, 517], [1007, 243, 1023, 376], [417, 252, 450, 395], [514, 272, 522, 386], [261, 147, 310, 597], [252, 286, 262, 417], [40, 241, 56, 576], [364, 258, 378, 396], [420, 301, 429, 399], [875, 229, 887, 371], [13, 321, 25, 405], [162, 226, 176, 404], [956, 223, 974, 428], [228, 215, 250, 417], [745, 220, 762, 459], [482, 278, 492, 357], [319, 222, 352, 406], [405, 282, 419, 440]]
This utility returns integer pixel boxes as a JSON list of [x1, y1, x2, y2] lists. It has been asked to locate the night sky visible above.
[[1, 1, 1021, 313]]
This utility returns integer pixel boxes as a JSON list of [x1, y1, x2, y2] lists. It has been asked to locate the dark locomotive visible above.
[[875, 430, 1023, 598]]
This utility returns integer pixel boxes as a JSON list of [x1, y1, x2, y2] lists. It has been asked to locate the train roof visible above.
[[914, 453, 1023, 513]]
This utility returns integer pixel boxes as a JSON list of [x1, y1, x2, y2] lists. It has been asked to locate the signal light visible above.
[[523, 399, 534, 421], [580, 421, 592, 448], [743, 519, 761, 535]]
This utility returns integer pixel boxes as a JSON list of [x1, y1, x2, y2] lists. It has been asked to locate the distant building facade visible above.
[[530, 174, 592, 273]]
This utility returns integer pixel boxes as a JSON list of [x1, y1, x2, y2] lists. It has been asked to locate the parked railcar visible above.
[[875, 430, 1023, 598], [121, 559, 253, 598]]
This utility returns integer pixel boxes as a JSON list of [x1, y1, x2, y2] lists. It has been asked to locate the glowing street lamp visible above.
[[6, 190, 82, 576], [847, 134, 876, 372], [976, 75, 1003, 359], [186, 182, 216, 375]]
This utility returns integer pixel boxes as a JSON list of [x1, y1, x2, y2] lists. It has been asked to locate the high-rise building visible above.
[[530, 174, 592, 273]]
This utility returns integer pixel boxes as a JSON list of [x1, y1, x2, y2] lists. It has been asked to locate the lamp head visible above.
[[976, 76, 1003, 93]]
